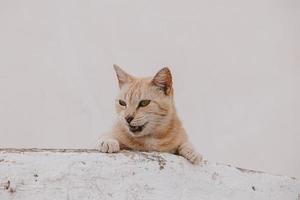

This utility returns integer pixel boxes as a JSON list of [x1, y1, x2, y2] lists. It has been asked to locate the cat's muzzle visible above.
[[128, 123, 148, 133]]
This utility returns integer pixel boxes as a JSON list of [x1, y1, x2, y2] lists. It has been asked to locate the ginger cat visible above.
[[98, 65, 202, 164]]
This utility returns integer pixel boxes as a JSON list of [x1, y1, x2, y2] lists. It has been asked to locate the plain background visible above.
[[0, 0, 299, 178]]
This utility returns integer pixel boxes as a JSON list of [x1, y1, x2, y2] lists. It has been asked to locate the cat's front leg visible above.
[[178, 142, 203, 164], [97, 134, 120, 153]]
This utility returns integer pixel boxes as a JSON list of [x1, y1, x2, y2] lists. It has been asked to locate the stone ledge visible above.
[[0, 149, 299, 200]]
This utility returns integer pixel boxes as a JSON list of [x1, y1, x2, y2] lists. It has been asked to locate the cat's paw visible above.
[[178, 142, 203, 164], [98, 138, 120, 153]]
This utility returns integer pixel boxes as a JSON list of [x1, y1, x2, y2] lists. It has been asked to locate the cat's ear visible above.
[[152, 67, 173, 95], [113, 64, 134, 88]]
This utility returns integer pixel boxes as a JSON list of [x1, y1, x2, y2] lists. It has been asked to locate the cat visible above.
[[98, 65, 202, 164]]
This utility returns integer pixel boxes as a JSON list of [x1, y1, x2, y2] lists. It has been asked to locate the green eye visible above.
[[119, 100, 127, 106], [139, 100, 151, 107]]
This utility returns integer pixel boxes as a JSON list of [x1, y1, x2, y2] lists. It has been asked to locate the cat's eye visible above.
[[139, 100, 151, 107], [119, 100, 127, 107]]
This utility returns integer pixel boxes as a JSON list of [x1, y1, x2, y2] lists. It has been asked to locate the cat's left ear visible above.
[[113, 64, 134, 88], [152, 67, 173, 95]]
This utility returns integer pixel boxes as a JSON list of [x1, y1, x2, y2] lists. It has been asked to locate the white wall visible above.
[[0, 0, 299, 178]]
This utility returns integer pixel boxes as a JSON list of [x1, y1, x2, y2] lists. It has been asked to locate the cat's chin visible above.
[[128, 131, 150, 137]]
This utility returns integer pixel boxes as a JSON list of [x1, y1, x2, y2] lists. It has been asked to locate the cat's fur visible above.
[[98, 65, 202, 164]]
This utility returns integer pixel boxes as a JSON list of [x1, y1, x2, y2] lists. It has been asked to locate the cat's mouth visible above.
[[128, 123, 148, 133]]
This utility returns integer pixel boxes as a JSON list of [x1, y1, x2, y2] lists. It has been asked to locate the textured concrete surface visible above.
[[0, 149, 299, 200]]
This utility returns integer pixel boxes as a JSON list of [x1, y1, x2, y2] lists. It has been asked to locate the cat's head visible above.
[[113, 65, 174, 137]]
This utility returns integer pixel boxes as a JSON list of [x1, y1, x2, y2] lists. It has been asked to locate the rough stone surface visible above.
[[0, 149, 299, 200]]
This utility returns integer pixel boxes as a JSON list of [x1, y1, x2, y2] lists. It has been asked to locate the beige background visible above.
[[0, 0, 299, 178]]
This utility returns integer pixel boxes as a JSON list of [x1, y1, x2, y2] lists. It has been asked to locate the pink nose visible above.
[[125, 116, 134, 124]]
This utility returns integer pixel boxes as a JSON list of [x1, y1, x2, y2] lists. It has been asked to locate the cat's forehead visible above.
[[119, 79, 158, 101]]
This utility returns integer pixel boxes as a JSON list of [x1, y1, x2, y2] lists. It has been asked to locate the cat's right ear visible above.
[[113, 64, 134, 88], [152, 67, 173, 95]]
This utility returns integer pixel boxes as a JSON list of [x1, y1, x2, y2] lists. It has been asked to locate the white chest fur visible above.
[[144, 137, 160, 151]]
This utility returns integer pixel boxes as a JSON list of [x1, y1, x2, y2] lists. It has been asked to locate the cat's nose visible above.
[[125, 116, 134, 124]]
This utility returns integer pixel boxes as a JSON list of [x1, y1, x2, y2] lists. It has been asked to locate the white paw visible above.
[[98, 138, 120, 153], [178, 143, 203, 164]]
